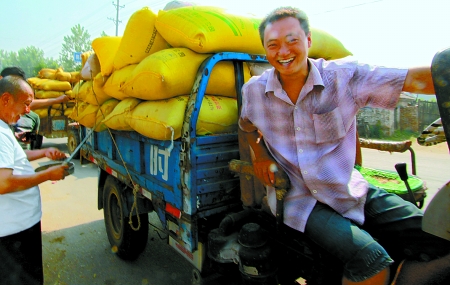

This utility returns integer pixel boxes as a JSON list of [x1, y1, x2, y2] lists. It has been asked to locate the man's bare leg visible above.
[[342, 268, 390, 285]]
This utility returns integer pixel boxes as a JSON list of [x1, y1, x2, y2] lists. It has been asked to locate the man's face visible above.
[[2, 84, 34, 124], [263, 17, 311, 78]]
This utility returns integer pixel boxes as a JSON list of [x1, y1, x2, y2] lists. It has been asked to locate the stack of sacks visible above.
[[83, 4, 352, 141], [69, 51, 119, 131], [27, 68, 80, 118]]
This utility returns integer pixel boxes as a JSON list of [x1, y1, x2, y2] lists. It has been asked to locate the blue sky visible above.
[[1, 0, 448, 68]]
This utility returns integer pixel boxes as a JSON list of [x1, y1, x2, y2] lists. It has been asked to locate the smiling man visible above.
[[239, 6, 450, 285], [0, 75, 68, 285]]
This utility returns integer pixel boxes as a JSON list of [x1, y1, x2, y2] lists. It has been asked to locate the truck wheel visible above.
[[31, 134, 43, 150], [67, 130, 80, 159], [103, 176, 149, 260]]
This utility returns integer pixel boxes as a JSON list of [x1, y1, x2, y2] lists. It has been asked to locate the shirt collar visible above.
[[264, 59, 325, 97]]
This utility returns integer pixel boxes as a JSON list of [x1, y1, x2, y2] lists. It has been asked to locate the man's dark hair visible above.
[[259, 7, 310, 45], [1, 66, 26, 80], [0, 75, 28, 100]]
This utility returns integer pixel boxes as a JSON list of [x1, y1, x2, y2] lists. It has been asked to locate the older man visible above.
[[0, 75, 68, 284]]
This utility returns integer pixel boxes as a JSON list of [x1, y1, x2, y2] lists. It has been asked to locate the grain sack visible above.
[[113, 7, 170, 71], [309, 28, 352, 60], [69, 71, 81, 84], [65, 90, 74, 99], [103, 98, 141, 131], [128, 95, 237, 140], [122, 48, 250, 100], [77, 103, 100, 128], [64, 108, 73, 117], [197, 95, 238, 135], [27, 77, 72, 92], [92, 36, 122, 76], [156, 6, 351, 59], [35, 90, 65, 99], [75, 80, 93, 102], [81, 53, 101, 80], [55, 68, 71, 82], [33, 108, 60, 118], [38, 68, 57, 80], [94, 98, 120, 132], [69, 101, 89, 121], [156, 6, 265, 54], [83, 73, 112, 106], [103, 64, 136, 100]]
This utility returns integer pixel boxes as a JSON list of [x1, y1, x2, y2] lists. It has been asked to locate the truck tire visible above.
[[67, 130, 80, 159], [103, 176, 149, 260]]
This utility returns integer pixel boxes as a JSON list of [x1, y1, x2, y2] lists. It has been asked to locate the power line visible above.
[[108, 0, 125, 36]]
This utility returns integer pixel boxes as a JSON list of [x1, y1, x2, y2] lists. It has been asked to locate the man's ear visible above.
[[0, 92, 12, 105]]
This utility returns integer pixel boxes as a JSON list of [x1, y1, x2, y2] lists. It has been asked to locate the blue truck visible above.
[[75, 52, 272, 284], [74, 51, 448, 285]]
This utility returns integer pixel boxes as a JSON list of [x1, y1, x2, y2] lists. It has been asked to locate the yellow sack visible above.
[[65, 90, 74, 99], [92, 36, 122, 76], [55, 68, 71, 82], [83, 73, 112, 106], [113, 7, 169, 70], [103, 98, 142, 131], [33, 108, 59, 118], [128, 95, 237, 140], [64, 108, 73, 117], [27, 77, 72, 92], [69, 71, 81, 84], [94, 98, 120, 132], [156, 6, 352, 59], [197, 95, 238, 135], [34, 90, 64, 99], [76, 80, 93, 102], [38, 68, 57, 80], [309, 28, 352, 60], [69, 101, 89, 121], [103, 64, 136, 100], [77, 104, 100, 128], [122, 48, 250, 100], [155, 6, 265, 54]]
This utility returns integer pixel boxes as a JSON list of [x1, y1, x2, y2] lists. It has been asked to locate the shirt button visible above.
[[312, 190, 318, 194], [294, 106, 298, 110], [298, 149, 303, 153], [296, 127, 301, 131], [303, 170, 308, 175]]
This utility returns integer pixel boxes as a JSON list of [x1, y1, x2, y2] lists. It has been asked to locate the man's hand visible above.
[[44, 147, 67, 160], [56, 95, 70, 104], [253, 156, 279, 186], [45, 164, 69, 181]]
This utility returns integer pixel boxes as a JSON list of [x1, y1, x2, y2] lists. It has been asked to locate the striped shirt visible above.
[[239, 57, 407, 232]]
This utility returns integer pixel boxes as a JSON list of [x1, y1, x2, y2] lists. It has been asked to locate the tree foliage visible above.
[[59, 24, 92, 72], [0, 47, 58, 78]]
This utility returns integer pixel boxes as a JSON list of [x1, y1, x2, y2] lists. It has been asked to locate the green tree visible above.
[[0, 46, 58, 78], [59, 24, 92, 72]]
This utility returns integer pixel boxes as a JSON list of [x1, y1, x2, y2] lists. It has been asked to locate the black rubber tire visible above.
[[103, 175, 149, 260], [67, 130, 80, 159], [31, 134, 43, 150]]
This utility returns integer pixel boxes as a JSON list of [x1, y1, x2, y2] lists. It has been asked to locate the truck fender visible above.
[[98, 169, 153, 216]]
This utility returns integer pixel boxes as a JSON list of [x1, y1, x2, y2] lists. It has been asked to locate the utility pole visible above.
[[108, 0, 125, 36]]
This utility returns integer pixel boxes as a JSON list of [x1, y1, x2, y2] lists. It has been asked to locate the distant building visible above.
[[356, 92, 418, 137]]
